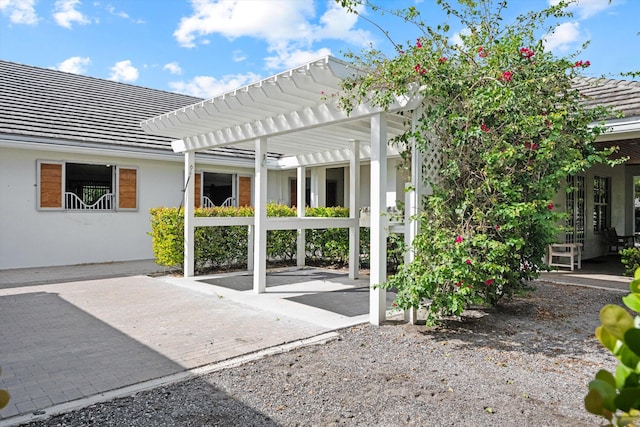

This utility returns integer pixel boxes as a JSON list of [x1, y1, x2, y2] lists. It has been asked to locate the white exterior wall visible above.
[[0, 147, 255, 269]]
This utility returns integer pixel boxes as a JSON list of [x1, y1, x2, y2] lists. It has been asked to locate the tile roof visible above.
[[0, 60, 256, 160], [574, 76, 640, 118]]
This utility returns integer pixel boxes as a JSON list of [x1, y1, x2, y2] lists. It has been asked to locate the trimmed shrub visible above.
[[149, 204, 402, 274]]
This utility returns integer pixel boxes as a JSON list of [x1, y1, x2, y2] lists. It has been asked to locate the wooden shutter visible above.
[[117, 167, 138, 210], [38, 161, 63, 209], [194, 172, 202, 208], [238, 176, 252, 207]]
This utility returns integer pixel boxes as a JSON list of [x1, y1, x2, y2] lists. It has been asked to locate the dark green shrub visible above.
[[149, 204, 401, 273], [621, 247, 640, 277]]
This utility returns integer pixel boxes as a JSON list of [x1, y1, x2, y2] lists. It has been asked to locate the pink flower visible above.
[[481, 123, 490, 133], [547, 203, 554, 210], [478, 46, 488, 58], [416, 38, 422, 49], [455, 235, 463, 244], [438, 57, 447, 63], [485, 278, 495, 286], [500, 71, 513, 82], [465, 259, 472, 265], [519, 47, 535, 59]]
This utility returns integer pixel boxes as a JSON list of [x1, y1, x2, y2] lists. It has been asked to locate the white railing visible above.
[[65, 192, 114, 210], [202, 196, 215, 208], [203, 196, 234, 208]]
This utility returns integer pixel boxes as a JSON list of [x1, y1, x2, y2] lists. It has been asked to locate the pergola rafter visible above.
[[141, 56, 424, 325]]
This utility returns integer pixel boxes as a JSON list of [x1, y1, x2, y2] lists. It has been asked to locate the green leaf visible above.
[[616, 388, 640, 413], [588, 379, 617, 412], [620, 345, 640, 370], [595, 369, 617, 389], [601, 305, 635, 341], [631, 278, 640, 294], [624, 294, 640, 313], [634, 268, 640, 280], [626, 329, 640, 358], [0, 389, 9, 410], [596, 326, 621, 353]]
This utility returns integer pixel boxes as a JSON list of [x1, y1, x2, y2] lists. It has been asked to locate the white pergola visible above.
[[141, 56, 423, 325]]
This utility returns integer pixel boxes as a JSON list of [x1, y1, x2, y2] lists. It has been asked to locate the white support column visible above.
[[404, 109, 421, 324], [183, 151, 196, 278], [247, 224, 254, 271], [253, 137, 268, 294], [349, 140, 360, 280], [370, 113, 388, 325], [296, 166, 306, 267], [310, 167, 326, 208]]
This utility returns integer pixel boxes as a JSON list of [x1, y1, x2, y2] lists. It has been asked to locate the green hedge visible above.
[[149, 204, 403, 274]]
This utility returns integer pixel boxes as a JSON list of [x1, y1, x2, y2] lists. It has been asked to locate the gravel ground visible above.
[[21, 281, 623, 426]]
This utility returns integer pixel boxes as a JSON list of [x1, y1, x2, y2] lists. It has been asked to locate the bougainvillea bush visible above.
[[337, 0, 619, 324]]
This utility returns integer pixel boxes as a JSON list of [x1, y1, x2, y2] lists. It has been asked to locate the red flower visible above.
[[500, 71, 513, 82], [519, 47, 535, 59], [547, 203, 554, 210], [485, 278, 495, 285], [438, 57, 447, 63], [524, 142, 539, 150], [574, 60, 591, 68], [455, 235, 463, 243], [416, 38, 422, 49], [478, 46, 488, 58], [481, 123, 490, 132], [465, 259, 472, 265], [454, 282, 463, 287], [495, 225, 501, 231], [414, 64, 421, 72]]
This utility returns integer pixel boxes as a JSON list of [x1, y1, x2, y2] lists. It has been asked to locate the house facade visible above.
[[0, 60, 407, 270], [1, 59, 638, 272], [553, 77, 640, 259]]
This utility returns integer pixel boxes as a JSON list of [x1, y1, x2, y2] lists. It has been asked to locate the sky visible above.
[[0, 0, 638, 99]]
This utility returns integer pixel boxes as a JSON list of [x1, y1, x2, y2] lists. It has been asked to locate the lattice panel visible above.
[[420, 137, 443, 190]]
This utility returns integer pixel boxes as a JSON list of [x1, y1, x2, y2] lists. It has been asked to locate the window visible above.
[[566, 175, 585, 244], [593, 176, 609, 233], [193, 172, 252, 208], [37, 161, 138, 211]]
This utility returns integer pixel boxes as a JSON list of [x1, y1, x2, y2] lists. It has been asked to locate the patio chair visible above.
[[605, 228, 635, 254]]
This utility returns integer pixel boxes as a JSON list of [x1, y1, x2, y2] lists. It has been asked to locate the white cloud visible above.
[[548, 0, 612, 20], [163, 62, 182, 75], [450, 27, 471, 47], [106, 4, 144, 23], [0, 0, 38, 25], [232, 49, 247, 62], [264, 46, 332, 70], [53, 0, 91, 29], [174, 0, 372, 70], [543, 21, 583, 52], [52, 56, 91, 74], [109, 60, 139, 82], [169, 72, 261, 98]]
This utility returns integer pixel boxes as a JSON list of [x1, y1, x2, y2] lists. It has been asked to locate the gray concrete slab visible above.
[[0, 273, 332, 423]]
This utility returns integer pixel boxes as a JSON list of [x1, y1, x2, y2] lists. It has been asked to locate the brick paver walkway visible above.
[[0, 275, 327, 420]]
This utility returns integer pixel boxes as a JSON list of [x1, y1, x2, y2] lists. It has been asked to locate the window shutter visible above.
[[38, 161, 63, 209], [194, 172, 202, 208], [117, 167, 138, 210], [238, 176, 252, 207]]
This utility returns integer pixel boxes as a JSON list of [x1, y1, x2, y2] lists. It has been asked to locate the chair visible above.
[[605, 228, 635, 254]]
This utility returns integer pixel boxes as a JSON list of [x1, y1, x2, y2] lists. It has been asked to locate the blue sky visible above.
[[0, 0, 638, 99]]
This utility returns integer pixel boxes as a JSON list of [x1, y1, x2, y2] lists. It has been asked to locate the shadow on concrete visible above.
[[0, 291, 273, 426]]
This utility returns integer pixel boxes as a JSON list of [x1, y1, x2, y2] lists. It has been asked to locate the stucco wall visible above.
[[0, 147, 254, 269]]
